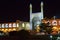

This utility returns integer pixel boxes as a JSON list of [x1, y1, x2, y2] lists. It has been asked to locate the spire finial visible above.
[[30, 4, 32, 9], [41, 1, 43, 6], [41, 1, 43, 12]]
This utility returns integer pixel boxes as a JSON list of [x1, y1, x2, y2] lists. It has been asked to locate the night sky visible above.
[[32, 0, 60, 18], [0, 0, 60, 22]]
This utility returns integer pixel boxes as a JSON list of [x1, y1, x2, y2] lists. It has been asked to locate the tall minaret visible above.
[[30, 4, 32, 30], [41, 1, 44, 19]]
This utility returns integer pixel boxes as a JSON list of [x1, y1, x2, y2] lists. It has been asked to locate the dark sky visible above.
[[44, 0, 60, 18], [32, 0, 60, 18], [0, 0, 30, 22], [0, 0, 60, 22]]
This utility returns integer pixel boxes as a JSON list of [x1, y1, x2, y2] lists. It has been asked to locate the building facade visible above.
[[42, 19, 60, 32], [0, 20, 30, 32]]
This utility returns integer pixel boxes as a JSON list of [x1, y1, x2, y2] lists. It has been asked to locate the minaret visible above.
[[30, 4, 32, 30], [30, 4, 32, 20], [41, 1, 43, 19]]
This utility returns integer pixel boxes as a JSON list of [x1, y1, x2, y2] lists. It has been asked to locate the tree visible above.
[[45, 22, 52, 34], [40, 22, 52, 34], [40, 23, 47, 32]]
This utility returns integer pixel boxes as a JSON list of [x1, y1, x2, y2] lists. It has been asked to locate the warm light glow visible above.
[[36, 26, 40, 30], [22, 23, 24, 27], [52, 27, 57, 29], [36, 30, 39, 32], [9, 29, 12, 31], [17, 23, 19, 27], [26, 23, 30, 30], [2, 29, 8, 32], [1, 29, 4, 31], [8, 29, 12, 32], [36, 25, 40, 32], [13, 28, 16, 31], [5, 29, 8, 30], [0, 29, 1, 30], [52, 27, 58, 31], [58, 28, 60, 30], [45, 21, 48, 23]]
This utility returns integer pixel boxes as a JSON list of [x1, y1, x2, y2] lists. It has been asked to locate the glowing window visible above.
[[22, 23, 24, 27], [17, 23, 19, 27], [26, 23, 30, 30], [5, 24, 8, 28], [9, 23, 12, 27], [52, 20, 57, 25], [2, 24, 4, 28], [13, 23, 16, 27]]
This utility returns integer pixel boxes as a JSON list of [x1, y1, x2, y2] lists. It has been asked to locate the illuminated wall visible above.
[[21, 22, 30, 30], [0, 20, 30, 32], [41, 19, 60, 32], [0, 23, 19, 28], [42, 19, 60, 26], [0, 20, 20, 32]]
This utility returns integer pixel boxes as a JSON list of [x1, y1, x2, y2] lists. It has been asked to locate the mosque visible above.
[[0, 1, 43, 32], [30, 1, 44, 30], [1, 1, 60, 33], [30, 1, 60, 33]]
